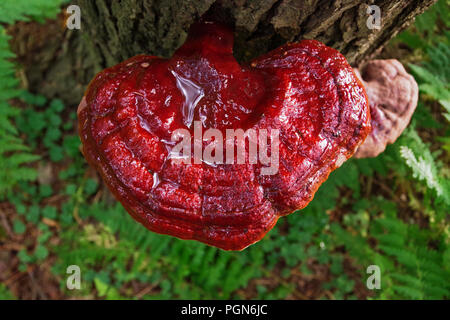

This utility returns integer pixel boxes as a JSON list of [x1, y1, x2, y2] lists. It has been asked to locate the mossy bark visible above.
[[10, 0, 436, 106]]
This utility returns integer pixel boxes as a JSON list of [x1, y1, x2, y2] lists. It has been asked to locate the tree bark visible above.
[[11, 0, 436, 106]]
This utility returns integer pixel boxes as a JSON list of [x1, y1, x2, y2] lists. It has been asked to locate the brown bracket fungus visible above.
[[354, 59, 419, 158]]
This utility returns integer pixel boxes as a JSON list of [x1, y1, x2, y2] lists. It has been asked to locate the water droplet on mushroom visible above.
[[164, 95, 172, 106], [152, 172, 160, 189], [161, 139, 176, 154], [171, 70, 204, 128], [137, 114, 151, 133]]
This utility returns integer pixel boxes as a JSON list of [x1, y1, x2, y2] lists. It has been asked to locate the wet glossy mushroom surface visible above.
[[78, 22, 370, 250]]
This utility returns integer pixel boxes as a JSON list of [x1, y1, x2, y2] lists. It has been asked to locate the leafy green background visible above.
[[0, 0, 449, 300]]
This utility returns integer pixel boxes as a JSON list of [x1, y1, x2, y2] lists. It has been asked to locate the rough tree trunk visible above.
[[11, 0, 436, 106]]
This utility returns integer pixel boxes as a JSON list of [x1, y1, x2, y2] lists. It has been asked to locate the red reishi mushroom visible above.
[[353, 59, 419, 158], [78, 21, 370, 250]]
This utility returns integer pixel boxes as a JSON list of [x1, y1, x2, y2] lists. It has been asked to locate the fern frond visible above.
[[409, 39, 450, 121], [400, 146, 443, 196], [0, 1, 66, 196], [0, 0, 67, 24]]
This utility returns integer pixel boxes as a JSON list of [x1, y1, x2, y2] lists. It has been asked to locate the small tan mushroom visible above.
[[354, 59, 419, 158]]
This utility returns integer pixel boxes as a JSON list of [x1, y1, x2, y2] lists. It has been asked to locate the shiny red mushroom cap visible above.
[[78, 21, 370, 250]]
